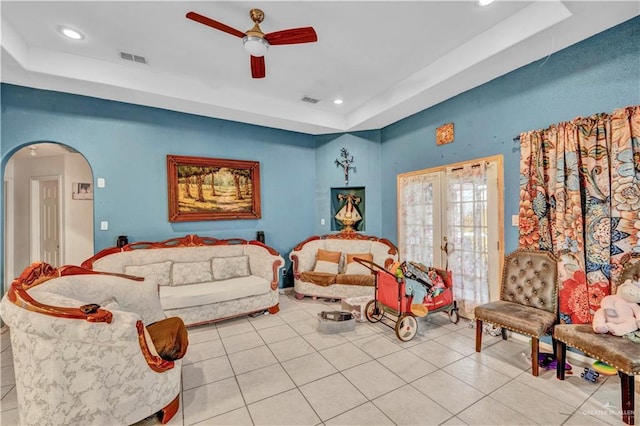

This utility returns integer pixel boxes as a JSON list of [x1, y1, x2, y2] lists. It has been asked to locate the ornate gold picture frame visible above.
[[167, 155, 261, 222]]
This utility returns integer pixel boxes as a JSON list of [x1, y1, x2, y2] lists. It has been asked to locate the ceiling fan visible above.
[[186, 9, 317, 79]]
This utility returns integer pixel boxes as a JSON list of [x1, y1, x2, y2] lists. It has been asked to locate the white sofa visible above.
[[82, 234, 285, 326], [0, 262, 182, 425], [289, 231, 399, 300]]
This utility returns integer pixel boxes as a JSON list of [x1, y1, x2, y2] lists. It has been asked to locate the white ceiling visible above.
[[1, 1, 638, 135]]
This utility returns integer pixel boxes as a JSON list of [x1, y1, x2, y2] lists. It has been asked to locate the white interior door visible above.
[[397, 156, 503, 319], [31, 176, 62, 266], [40, 180, 60, 265]]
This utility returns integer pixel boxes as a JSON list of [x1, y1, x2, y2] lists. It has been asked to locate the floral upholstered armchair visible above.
[[0, 263, 185, 425]]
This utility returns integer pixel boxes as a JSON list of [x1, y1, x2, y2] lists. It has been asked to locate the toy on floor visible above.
[[581, 361, 617, 383], [592, 360, 617, 376], [538, 353, 572, 372], [581, 368, 600, 383], [592, 278, 640, 336]]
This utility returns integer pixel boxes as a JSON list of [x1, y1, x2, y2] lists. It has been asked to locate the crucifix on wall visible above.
[[335, 148, 355, 185]]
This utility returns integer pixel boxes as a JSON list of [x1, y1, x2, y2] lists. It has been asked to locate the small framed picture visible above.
[[72, 182, 93, 200], [436, 123, 454, 145]]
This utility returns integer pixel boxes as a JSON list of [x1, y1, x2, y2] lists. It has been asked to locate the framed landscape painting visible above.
[[167, 155, 261, 222]]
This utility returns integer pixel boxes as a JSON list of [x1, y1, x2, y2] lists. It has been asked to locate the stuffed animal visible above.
[[592, 279, 640, 336]]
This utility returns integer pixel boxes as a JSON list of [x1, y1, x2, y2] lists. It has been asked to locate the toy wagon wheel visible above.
[[365, 300, 384, 323], [395, 315, 418, 341], [448, 308, 459, 324]]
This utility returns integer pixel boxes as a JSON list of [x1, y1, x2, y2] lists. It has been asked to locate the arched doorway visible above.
[[3, 142, 94, 284]]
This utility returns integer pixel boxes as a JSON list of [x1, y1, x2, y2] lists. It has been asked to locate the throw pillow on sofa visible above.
[[313, 249, 341, 274], [171, 261, 213, 286], [124, 261, 172, 286], [344, 253, 373, 275], [146, 317, 188, 361], [211, 256, 250, 280]]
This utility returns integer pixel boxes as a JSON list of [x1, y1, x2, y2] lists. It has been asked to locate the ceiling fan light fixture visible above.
[[242, 36, 269, 57]]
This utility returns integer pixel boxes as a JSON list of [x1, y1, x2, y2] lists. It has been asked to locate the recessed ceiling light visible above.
[[477, 0, 495, 6], [333, 99, 343, 105], [58, 26, 84, 40]]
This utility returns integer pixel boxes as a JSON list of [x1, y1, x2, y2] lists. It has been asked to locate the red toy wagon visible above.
[[355, 259, 458, 341]]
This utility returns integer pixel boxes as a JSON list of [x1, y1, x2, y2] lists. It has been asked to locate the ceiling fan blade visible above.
[[264, 27, 317, 45], [251, 56, 266, 79], [186, 11, 246, 38]]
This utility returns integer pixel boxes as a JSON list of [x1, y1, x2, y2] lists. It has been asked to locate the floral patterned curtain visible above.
[[518, 106, 640, 324]]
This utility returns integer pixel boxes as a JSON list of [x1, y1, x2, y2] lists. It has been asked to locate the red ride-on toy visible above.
[[355, 259, 458, 342]]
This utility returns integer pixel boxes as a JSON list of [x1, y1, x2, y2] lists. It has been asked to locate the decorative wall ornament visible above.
[[335, 148, 355, 185], [331, 187, 365, 232], [436, 123, 454, 145]]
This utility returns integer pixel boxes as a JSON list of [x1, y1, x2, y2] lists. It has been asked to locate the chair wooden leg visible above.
[[159, 395, 180, 424], [475, 319, 483, 352], [556, 340, 567, 380], [531, 337, 539, 376], [619, 371, 635, 425]]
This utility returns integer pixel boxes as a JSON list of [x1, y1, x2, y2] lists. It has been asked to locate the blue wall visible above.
[[2, 16, 639, 286], [314, 131, 382, 236], [380, 16, 640, 252], [0, 87, 317, 270]]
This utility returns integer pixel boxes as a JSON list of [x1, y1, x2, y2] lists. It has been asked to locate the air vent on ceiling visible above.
[[119, 51, 147, 64], [301, 96, 320, 104]]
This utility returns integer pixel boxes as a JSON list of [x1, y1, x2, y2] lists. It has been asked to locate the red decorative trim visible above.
[[268, 304, 280, 314], [6, 262, 142, 323], [271, 259, 283, 290], [159, 395, 180, 424], [136, 321, 175, 373], [82, 234, 281, 269], [291, 254, 302, 279], [292, 231, 398, 256]]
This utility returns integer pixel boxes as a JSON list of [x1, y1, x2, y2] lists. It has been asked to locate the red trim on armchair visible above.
[[6, 262, 143, 323], [135, 321, 175, 373]]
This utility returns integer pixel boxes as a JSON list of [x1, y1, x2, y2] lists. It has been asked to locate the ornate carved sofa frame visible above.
[[0, 262, 181, 425], [289, 231, 399, 300], [82, 234, 284, 326]]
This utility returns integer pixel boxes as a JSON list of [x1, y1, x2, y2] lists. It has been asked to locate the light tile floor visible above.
[[1, 293, 638, 425]]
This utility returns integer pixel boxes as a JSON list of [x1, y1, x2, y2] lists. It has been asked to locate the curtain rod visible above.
[[449, 161, 488, 172]]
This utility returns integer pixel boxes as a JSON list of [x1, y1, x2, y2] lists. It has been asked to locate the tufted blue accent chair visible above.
[[474, 249, 559, 376]]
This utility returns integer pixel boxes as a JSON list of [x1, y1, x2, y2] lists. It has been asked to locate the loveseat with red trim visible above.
[[289, 231, 399, 300]]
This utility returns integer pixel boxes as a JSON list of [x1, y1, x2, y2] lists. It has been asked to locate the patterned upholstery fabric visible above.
[[0, 274, 181, 425], [90, 242, 284, 326], [290, 233, 398, 300]]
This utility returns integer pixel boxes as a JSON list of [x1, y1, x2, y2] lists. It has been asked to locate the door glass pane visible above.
[[398, 159, 501, 319], [446, 164, 490, 319]]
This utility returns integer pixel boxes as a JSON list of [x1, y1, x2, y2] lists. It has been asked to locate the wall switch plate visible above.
[[320, 218, 325, 225], [512, 215, 519, 227], [100, 221, 108, 230], [97, 178, 106, 188]]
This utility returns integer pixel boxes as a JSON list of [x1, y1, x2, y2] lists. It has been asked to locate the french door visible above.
[[397, 155, 503, 318]]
